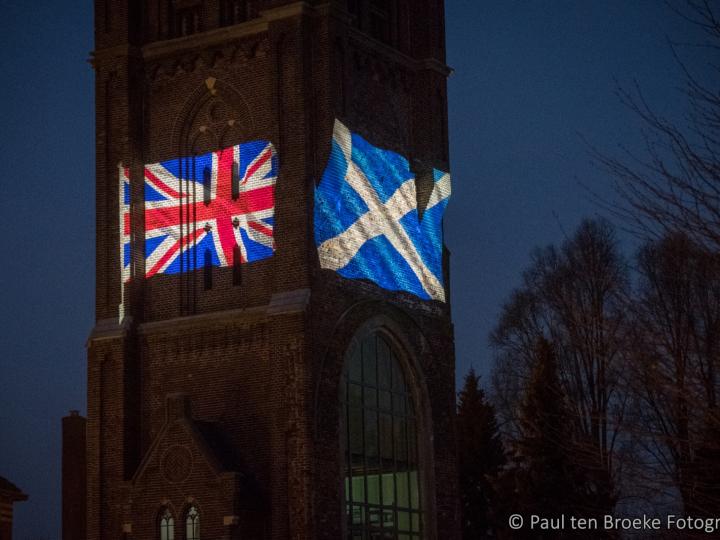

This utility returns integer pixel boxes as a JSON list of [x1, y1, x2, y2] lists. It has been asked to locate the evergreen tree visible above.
[[457, 368, 506, 539], [507, 338, 613, 539]]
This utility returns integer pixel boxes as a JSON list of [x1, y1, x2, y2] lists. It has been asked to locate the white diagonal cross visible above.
[[317, 159, 446, 302]]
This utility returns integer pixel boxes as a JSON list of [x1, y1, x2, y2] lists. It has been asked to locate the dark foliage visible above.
[[495, 339, 615, 539], [457, 368, 506, 539], [490, 218, 625, 514]]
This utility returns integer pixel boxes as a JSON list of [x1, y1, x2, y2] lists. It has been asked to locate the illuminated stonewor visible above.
[[78, 1, 459, 540], [315, 119, 451, 302]]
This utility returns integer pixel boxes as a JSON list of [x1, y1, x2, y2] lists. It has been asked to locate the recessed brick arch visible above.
[[313, 300, 439, 540], [172, 78, 256, 157]]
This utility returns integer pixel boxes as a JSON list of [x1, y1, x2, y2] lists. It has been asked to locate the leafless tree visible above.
[[491, 219, 631, 494], [626, 232, 720, 516], [596, 1, 720, 250]]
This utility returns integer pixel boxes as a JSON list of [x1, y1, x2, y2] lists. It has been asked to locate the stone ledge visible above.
[[91, 1, 319, 66], [138, 305, 267, 335], [267, 288, 311, 315], [86, 317, 132, 344], [135, 288, 310, 335]]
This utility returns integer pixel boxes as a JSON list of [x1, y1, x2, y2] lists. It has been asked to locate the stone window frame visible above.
[[159, 506, 176, 540], [184, 503, 201, 540], [337, 318, 437, 540], [349, 0, 401, 49]]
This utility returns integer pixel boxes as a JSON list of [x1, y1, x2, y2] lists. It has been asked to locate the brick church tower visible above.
[[86, 1, 458, 539]]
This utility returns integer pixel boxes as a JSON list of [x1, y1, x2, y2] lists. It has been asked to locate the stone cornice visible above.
[[267, 288, 311, 316], [259, 1, 312, 22], [91, 1, 322, 68], [347, 27, 452, 77], [420, 57, 453, 77], [137, 288, 310, 336], [139, 305, 267, 336], [89, 3, 451, 77], [141, 18, 269, 62], [89, 44, 142, 69], [87, 316, 133, 344]]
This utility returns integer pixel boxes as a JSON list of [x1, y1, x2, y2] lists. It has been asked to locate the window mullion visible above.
[[360, 350, 369, 536], [375, 335, 385, 535], [392, 390, 399, 540], [345, 377, 354, 532]]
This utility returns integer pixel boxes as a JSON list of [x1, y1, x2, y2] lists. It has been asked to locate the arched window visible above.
[[159, 507, 175, 540], [185, 505, 200, 540], [220, 0, 249, 26], [232, 244, 242, 286], [342, 332, 423, 539], [203, 248, 213, 290], [173, 5, 202, 37]]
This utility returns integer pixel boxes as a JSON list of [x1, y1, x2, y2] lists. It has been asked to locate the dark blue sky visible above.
[[0, 1, 712, 538]]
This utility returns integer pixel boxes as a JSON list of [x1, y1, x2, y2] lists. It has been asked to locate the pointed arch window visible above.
[[232, 244, 243, 286], [342, 332, 424, 539], [185, 505, 200, 540], [159, 507, 175, 540], [174, 5, 202, 37], [203, 248, 213, 290], [368, 0, 393, 44], [220, 0, 249, 26]]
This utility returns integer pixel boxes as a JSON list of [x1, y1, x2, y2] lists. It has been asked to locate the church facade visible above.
[[86, 1, 458, 539]]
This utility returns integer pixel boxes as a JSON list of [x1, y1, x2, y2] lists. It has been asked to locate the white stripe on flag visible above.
[[318, 159, 446, 301]]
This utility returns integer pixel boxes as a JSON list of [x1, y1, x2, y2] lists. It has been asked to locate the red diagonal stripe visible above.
[[146, 228, 205, 278], [242, 148, 272, 185], [145, 167, 187, 199], [248, 221, 273, 237]]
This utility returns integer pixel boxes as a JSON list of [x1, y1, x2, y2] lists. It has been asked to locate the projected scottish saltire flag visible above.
[[315, 120, 451, 302], [120, 165, 131, 284], [144, 141, 277, 278]]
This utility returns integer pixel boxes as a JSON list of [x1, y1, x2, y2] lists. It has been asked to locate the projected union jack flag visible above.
[[143, 141, 277, 278], [120, 165, 131, 284], [119, 165, 132, 321]]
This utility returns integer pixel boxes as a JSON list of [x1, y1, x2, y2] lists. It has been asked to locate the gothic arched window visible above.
[[220, 0, 249, 26], [173, 4, 202, 37], [342, 332, 423, 539], [203, 248, 213, 290], [368, 0, 393, 44], [185, 505, 200, 540], [159, 507, 175, 540]]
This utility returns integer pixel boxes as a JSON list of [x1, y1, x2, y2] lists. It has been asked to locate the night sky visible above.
[[0, 1, 713, 537]]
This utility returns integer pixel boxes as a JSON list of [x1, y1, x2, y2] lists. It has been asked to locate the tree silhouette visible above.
[[627, 232, 720, 516], [457, 368, 505, 539], [597, 1, 720, 251], [501, 338, 615, 539], [491, 218, 626, 511]]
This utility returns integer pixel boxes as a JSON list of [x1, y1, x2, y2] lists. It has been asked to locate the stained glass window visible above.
[[185, 506, 200, 540], [342, 332, 423, 539], [160, 507, 174, 540], [220, 0, 249, 26]]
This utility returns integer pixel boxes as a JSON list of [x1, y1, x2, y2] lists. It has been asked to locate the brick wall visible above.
[[63, 411, 88, 540]]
